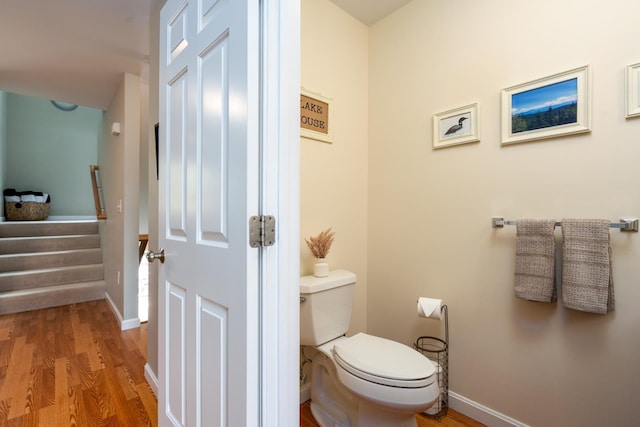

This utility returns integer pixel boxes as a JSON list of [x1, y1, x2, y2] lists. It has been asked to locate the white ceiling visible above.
[[0, 0, 152, 110], [0, 0, 411, 111], [329, 0, 413, 26]]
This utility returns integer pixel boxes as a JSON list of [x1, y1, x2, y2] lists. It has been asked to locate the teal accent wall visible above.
[[5, 93, 102, 217], [0, 92, 6, 206]]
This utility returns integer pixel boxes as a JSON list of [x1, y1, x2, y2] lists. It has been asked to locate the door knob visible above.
[[146, 248, 165, 264]]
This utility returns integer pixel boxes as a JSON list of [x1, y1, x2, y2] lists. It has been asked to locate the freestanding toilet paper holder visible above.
[[414, 305, 449, 418]]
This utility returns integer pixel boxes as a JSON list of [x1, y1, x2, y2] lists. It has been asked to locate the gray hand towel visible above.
[[514, 219, 557, 302], [561, 219, 614, 314]]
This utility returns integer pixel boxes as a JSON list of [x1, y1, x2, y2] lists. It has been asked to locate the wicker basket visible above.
[[5, 201, 50, 221]]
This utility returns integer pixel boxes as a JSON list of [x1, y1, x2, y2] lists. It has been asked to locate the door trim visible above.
[[260, 0, 300, 425]]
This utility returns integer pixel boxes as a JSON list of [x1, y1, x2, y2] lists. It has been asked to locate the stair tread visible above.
[[0, 263, 103, 277], [0, 235, 100, 256], [0, 234, 98, 240], [0, 247, 101, 255], [0, 248, 101, 258]]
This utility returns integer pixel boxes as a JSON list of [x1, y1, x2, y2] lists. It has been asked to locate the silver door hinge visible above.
[[249, 215, 276, 248]]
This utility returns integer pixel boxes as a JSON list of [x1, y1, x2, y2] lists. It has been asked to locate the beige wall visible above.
[[100, 72, 142, 324], [301, 0, 369, 336], [139, 81, 150, 234], [368, 1, 640, 426], [145, 0, 640, 422], [145, 0, 166, 379]]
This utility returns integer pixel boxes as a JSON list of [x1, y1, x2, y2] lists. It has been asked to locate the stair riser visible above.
[[0, 281, 105, 316], [0, 221, 98, 238], [0, 265, 104, 292], [0, 235, 100, 255], [0, 249, 102, 273], [0, 220, 105, 314]]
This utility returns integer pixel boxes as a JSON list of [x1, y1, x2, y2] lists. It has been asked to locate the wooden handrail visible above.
[[139, 234, 149, 264]]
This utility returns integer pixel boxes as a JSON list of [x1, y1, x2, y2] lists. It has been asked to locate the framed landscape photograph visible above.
[[626, 62, 640, 118], [432, 103, 480, 149], [501, 65, 591, 145]]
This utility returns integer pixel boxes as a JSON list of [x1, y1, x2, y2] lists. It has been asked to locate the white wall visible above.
[[4, 93, 102, 217], [99, 72, 141, 326], [368, 1, 640, 426], [301, 0, 369, 336]]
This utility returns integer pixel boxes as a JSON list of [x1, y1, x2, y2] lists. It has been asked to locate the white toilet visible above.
[[300, 270, 439, 427]]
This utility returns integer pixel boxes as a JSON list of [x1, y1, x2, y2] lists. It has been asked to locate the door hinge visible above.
[[249, 215, 276, 248]]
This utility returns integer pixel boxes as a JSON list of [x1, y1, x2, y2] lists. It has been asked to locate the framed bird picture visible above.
[[432, 103, 480, 149], [626, 62, 640, 118]]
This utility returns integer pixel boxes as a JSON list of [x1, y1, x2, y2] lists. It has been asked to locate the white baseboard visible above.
[[449, 391, 529, 427], [121, 317, 141, 330], [144, 363, 159, 397], [47, 215, 97, 221], [300, 383, 311, 404], [105, 292, 141, 331]]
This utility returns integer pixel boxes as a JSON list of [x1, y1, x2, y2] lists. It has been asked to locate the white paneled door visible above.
[[158, 0, 260, 425]]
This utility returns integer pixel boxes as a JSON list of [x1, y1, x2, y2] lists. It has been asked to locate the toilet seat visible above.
[[332, 333, 435, 388]]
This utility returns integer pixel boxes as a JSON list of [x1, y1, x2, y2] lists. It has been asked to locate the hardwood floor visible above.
[[0, 299, 157, 426], [300, 401, 486, 427], [0, 298, 485, 426]]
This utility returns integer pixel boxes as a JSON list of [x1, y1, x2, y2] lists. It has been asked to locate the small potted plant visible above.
[[305, 228, 335, 277]]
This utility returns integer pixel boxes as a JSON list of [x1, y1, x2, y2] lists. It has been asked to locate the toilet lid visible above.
[[333, 333, 435, 388]]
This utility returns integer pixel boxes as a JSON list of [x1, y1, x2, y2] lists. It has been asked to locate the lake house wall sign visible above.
[[300, 88, 333, 143]]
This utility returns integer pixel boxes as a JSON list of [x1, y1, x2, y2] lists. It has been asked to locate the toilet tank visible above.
[[300, 270, 356, 346]]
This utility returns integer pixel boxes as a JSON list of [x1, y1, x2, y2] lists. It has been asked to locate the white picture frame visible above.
[[300, 88, 333, 143], [432, 103, 480, 149], [501, 65, 591, 145], [626, 62, 640, 118]]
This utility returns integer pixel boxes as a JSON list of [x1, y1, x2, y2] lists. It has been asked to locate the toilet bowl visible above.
[[310, 334, 438, 427], [300, 271, 439, 427]]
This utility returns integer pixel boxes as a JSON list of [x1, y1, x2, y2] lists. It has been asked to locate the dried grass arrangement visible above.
[[305, 228, 335, 259]]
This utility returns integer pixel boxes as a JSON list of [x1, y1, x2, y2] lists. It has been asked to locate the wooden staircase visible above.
[[0, 220, 105, 315]]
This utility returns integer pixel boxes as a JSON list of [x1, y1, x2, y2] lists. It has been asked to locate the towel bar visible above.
[[491, 217, 639, 232]]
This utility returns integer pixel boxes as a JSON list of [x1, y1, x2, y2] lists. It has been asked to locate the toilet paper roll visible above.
[[417, 297, 443, 320]]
